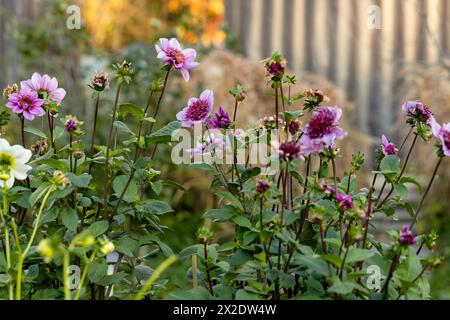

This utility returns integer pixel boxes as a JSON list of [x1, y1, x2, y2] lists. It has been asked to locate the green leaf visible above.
[[235, 289, 260, 300], [380, 156, 400, 182], [240, 167, 261, 183], [216, 191, 244, 211], [116, 236, 140, 257], [66, 173, 91, 188], [32, 289, 61, 300], [59, 207, 79, 232], [328, 278, 357, 295], [204, 205, 235, 222], [232, 215, 252, 229], [24, 127, 47, 139], [112, 175, 139, 203], [293, 255, 329, 276], [146, 121, 181, 144], [397, 247, 422, 282], [113, 121, 134, 135], [29, 183, 52, 207], [88, 259, 108, 283], [118, 103, 144, 120], [169, 287, 212, 300], [393, 183, 408, 198], [134, 264, 154, 282], [86, 221, 109, 237], [138, 200, 174, 216], [345, 247, 374, 264]]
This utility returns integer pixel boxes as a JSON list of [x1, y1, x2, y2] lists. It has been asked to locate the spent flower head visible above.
[[52, 170, 70, 188], [90, 71, 109, 92], [229, 84, 246, 102], [113, 60, 134, 84], [264, 52, 286, 81], [197, 226, 213, 244], [2, 83, 19, 98], [31, 139, 49, 156], [303, 89, 329, 111]]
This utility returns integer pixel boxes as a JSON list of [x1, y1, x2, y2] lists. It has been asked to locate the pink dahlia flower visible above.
[[381, 135, 398, 156], [177, 89, 214, 128], [402, 101, 433, 125], [6, 88, 45, 120], [155, 38, 199, 81], [430, 118, 450, 157], [301, 106, 346, 155], [21, 73, 66, 105], [278, 141, 303, 161]]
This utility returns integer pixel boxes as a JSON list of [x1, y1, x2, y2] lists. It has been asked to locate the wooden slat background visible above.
[[225, 0, 450, 137]]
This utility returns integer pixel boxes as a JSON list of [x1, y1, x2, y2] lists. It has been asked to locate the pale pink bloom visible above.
[[430, 118, 450, 156], [155, 38, 199, 81], [21, 73, 66, 105]]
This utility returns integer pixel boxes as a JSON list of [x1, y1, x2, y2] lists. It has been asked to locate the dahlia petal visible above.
[[22, 111, 34, 121], [159, 38, 170, 50], [186, 62, 200, 70], [10, 145, 32, 163], [48, 77, 58, 91], [200, 89, 214, 109], [182, 48, 197, 61], [11, 163, 32, 180], [169, 38, 181, 50], [41, 74, 52, 90], [381, 134, 389, 146], [176, 108, 188, 121], [30, 106, 46, 116], [31, 73, 42, 90], [0, 138, 11, 151], [51, 88, 66, 104], [180, 68, 190, 82], [430, 117, 442, 138]]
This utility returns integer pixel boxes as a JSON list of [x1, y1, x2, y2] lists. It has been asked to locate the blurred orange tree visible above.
[[77, 0, 225, 52]]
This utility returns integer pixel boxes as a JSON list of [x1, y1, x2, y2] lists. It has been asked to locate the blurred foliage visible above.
[[78, 0, 226, 52]]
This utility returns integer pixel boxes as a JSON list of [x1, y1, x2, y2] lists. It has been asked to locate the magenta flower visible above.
[[256, 179, 270, 194], [430, 118, 450, 157], [155, 38, 199, 81], [278, 141, 303, 161], [176, 90, 214, 128], [381, 135, 398, 156], [301, 106, 346, 155], [21, 73, 66, 105], [64, 118, 77, 132], [208, 107, 231, 129], [402, 101, 433, 125], [336, 193, 354, 211], [399, 226, 417, 245], [6, 88, 45, 120]]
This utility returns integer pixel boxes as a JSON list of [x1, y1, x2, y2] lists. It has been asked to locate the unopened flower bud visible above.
[[72, 150, 84, 159], [197, 226, 213, 244], [100, 241, 115, 255], [38, 239, 56, 262], [53, 170, 70, 187], [310, 214, 323, 224]]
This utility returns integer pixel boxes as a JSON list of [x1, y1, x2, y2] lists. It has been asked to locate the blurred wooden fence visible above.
[[225, 0, 450, 137]]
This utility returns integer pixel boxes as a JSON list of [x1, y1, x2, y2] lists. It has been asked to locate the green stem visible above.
[[16, 185, 56, 300], [63, 250, 71, 300], [103, 83, 122, 220], [75, 250, 97, 300], [1, 187, 13, 299]]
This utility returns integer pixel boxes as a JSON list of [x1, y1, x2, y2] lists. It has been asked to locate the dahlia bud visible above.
[[310, 214, 323, 224], [0, 170, 10, 181], [31, 139, 49, 156], [75, 234, 95, 247], [256, 178, 270, 194], [100, 241, 115, 255], [90, 71, 109, 92], [72, 150, 84, 159], [264, 52, 286, 81], [2, 83, 19, 98], [52, 170, 70, 187], [38, 239, 56, 263], [197, 226, 213, 244], [229, 84, 246, 102]]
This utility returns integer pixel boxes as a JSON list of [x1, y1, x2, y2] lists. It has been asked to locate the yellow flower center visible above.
[[0, 152, 15, 181]]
